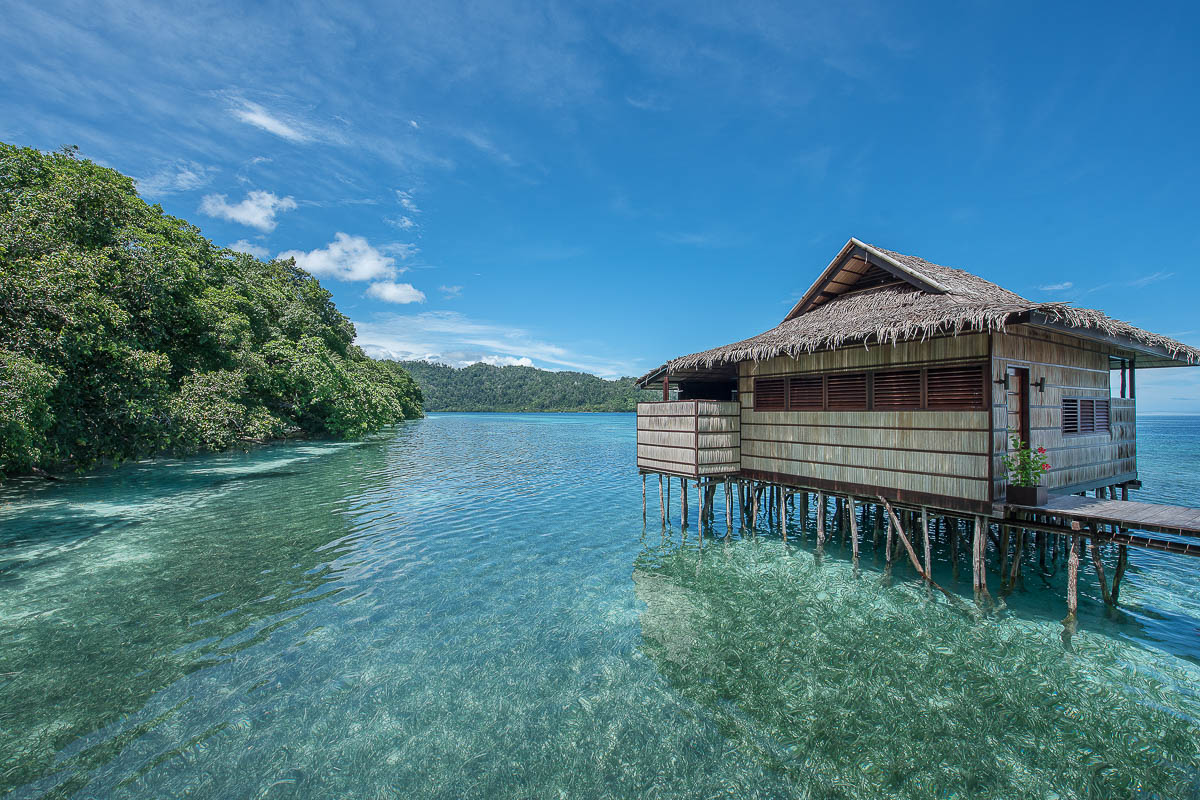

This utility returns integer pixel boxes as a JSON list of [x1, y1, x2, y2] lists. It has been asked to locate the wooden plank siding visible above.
[[990, 325, 1135, 500], [636, 401, 740, 478], [738, 334, 992, 512]]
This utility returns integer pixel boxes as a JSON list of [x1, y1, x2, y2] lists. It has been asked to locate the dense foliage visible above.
[[0, 143, 421, 478], [396, 360, 655, 412]]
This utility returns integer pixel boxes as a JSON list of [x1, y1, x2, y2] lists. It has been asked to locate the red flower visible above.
[[1037, 447, 1046, 454], [1041, 463, 1050, 470]]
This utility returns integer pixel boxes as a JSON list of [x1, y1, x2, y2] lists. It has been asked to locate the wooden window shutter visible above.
[[1062, 398, 1081, 434], [1094, 399, 1110, 431], [1079, 398, 1095, 433], [926, 364, 986, 409], [872, 370, 921, 409], [787, 375, 823, 410], [754, 377, 786, 410], [826, 373, 868, 410]]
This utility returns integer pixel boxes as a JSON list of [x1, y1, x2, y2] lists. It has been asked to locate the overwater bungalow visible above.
[[635, 238, 1200, 608]]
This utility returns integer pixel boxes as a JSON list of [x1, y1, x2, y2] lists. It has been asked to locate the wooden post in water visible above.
[[750, 483, 759, 536], [972, 516, 988, 598], [999, 525, 1010, 581], [1008, 529, 1024, 588], [1089, 530, 1113, 606], [725, 480, 732, 538], [885, 510, 894, 564], [659, 475, 665, 526], [922, 507, 931, 577], [816, 491, 826, 546], [849, 496, 860, 561], [780, 487, 788, 542], [1112, 544, 1128, 605], [1067, 534, 1080, 617], [681, 478, 688, 528], [642, 474, 646, 520]]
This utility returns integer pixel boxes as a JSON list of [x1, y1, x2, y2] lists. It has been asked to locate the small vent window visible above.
[[873, 370, 921, 409], [787, 375, 823, 410], [1063, 397, 1110, 434], [754, 377, 786, 410], [927, 365, 986, 409], [826, 373, 868, 410]]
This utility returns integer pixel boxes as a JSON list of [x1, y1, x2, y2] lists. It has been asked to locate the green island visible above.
[[396, 360, 654, 412], [0, 143, 422, 479]]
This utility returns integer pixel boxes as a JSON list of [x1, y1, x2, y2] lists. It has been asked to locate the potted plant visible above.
[[1001, 431, 1051, 505]]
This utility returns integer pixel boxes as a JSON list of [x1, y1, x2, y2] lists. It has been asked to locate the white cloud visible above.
[[228, 239, 270, 258], [1038, 281, 1073, 292], [367, 281, 426, 304], [409, 120, 420, 129], [230, 100, 312, 143], [396, 190, 420, 214], [278, 232, 408, 282], [354, 310, 637, 377], [200, 190, 297, 232], [479, 355, 535, 367], [385, 215, 417, 230], [439, 285, 463, 299], [136, 161, 216, 196]]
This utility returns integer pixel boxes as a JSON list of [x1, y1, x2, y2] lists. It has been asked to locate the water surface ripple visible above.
[[1, 414, 1199, 798]]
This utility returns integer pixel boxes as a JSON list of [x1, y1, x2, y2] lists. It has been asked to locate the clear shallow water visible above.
[[0, 413, 1197, 799]]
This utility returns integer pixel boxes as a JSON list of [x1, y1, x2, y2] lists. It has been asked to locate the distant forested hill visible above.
[[0, 143, 422, 478], [395, 361, 655, 412]]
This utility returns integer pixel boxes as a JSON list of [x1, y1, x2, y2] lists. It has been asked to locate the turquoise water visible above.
[[1, 413, 1199, 799]]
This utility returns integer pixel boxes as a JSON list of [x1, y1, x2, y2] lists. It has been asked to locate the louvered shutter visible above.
[[927, 365, 986, 409], [754, 377, 786, 410], [787, 375, 823, 410], [873, 370, 921, 409], [826, 373, 867, 410]]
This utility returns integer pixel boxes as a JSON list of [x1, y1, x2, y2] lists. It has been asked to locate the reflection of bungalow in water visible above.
[[635, 239, 1200, 606]]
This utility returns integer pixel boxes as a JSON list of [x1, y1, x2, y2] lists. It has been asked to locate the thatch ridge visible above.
[[651, 241, 1200, 378]]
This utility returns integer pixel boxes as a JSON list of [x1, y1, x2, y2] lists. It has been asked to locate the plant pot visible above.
[[1007, 485, 1048, 506]]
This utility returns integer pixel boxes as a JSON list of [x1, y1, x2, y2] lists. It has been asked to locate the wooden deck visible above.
[[1007, 494, 1200, 556]]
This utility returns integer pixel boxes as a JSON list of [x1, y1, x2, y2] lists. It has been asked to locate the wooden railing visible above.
[[636, 400, 740, 478]]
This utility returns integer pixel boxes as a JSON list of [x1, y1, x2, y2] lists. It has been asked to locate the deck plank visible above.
[[1010, 495, 1200, 537]]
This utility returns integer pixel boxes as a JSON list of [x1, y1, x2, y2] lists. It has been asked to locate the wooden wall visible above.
[[637, 401, 740, 478], [990, 325, 1134, 499], [738, 335, 992, 512]]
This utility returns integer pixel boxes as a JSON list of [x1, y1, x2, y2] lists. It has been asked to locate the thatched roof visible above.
[[641, 238, 1199, 384]]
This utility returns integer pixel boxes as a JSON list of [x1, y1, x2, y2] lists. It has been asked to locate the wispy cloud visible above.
[[227, 239, 270, 259], [366, 281, 426, 304], [396, 189, 421, 214], [200, 190, 297, 231], [229, 99, 314, 143], [1038, 281, 1073, 291], [354, 311, 636, 377], [385, 215, 417, 230], [136, 160, 216, 196], [1129, 270, 1173, 288], [453, 129, 518, 167], [439, 285, 463, 299], [278, 233, 411, 283], [660, 231, 733, 247]]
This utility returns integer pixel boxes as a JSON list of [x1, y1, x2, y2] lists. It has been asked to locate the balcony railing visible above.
[[636, 400, 740, 478]]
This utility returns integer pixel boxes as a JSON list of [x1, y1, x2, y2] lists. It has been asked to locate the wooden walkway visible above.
[[1006, 494, 1200, 557]]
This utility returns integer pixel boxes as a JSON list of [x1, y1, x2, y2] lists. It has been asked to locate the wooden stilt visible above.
[[750, 483, 759, 535], [885, 511, 894, 564], [1111, 544, 1128, 604], [658, 475, 665, 526], [681, 478, 688, 528], [1008, 529, 1024, 588], [780, 487, 788, 542], [725, 480, 732, 538], [849, 496, 860, 561], [922, 507, 931, 577], [1089, 531, 1113, 606], [972, 515, 988, 598], [642, 474, 646, 520], [950, 520, 959, 576], [999, 525, 1010, 581], [816, 491, 826, 546], [1067, 534, 1080, 617]]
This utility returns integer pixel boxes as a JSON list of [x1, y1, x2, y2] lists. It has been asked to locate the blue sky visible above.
[[3, 0, 1199, 410]]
